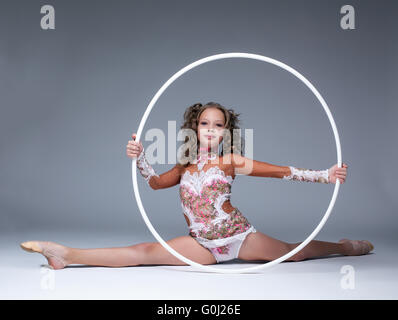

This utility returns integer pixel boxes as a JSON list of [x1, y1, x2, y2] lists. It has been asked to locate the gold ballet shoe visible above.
[[20, 241, 68, 269], [339, 238, 374, 256]]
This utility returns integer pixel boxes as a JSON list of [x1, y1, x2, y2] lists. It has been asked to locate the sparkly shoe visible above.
[[20, 241, 68, 269], [339, 238, 374, 256]]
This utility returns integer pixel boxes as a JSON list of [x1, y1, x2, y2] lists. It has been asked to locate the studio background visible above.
[[1, 0, 397, 299]]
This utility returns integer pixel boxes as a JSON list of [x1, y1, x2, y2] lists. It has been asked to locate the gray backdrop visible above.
[[1, 0, 397, 246]]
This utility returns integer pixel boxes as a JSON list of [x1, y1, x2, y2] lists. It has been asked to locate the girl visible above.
[[20, 102, 373, 269]]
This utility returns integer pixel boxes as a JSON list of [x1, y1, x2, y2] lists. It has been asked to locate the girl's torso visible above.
[[179, 156, 252, 241]]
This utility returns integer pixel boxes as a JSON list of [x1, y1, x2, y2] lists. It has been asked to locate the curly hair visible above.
[[177, 102, 245, 167]]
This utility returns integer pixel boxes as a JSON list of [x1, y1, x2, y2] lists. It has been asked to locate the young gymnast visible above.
[[20, 102, 374, 269]]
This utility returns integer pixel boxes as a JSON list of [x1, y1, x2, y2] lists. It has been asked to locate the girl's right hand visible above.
[[126, 133, 143, 159]]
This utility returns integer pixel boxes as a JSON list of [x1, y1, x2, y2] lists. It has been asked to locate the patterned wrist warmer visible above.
[[136, 148, 159, 184], [282, 166, 329, 184]]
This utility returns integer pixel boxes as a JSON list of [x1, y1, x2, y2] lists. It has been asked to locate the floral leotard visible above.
[[179, 164, 256, 259]]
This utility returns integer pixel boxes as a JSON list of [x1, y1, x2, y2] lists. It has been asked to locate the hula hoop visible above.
[[132, 52, 342, 274]]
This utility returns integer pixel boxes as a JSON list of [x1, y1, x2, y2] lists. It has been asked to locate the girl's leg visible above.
[[238, 231, 350, 262], [20, 236, 217, 269]]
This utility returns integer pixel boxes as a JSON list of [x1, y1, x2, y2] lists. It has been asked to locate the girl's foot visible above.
[[338, 238, 374, 256], [20, 241, 69, 269]]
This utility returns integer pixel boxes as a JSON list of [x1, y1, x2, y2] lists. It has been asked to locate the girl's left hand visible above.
[[328, 163, 348, 184]]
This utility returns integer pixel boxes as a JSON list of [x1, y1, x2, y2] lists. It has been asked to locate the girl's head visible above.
[[178, 102, 244, 167]]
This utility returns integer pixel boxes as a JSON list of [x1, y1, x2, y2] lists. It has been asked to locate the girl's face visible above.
[[197, 107, 226, 150]]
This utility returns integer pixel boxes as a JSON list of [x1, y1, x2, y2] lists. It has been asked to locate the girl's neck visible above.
[[198, 145, 217, 157]]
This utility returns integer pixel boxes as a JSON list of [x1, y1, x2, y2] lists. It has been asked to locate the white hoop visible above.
[[132, 52, 342, 274]]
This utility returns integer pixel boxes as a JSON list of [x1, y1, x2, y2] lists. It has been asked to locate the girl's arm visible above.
[[229, 153, 329, 184], [127, 133, 181, 190], [136, 148, 182, 190]]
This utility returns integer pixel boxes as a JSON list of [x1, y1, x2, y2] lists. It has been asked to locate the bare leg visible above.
[[20, 236, 217, 269], [238, 231, 369, 262], [238, 231, 306, 262], [289, 240, 347, 260]]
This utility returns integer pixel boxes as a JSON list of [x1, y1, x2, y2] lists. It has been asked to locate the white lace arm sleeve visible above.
[[282, 166, 329, 184], [136, 148, 159, 184]]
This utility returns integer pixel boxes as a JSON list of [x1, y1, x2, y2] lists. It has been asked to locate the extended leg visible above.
[[288, 240, 348, 261], [20, 236, 217, 269], [238, 231, 350, 262], [68, 236, 217, 267]]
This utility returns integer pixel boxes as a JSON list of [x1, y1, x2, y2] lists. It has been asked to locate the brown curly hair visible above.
[[177, 102, 245, 167]]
